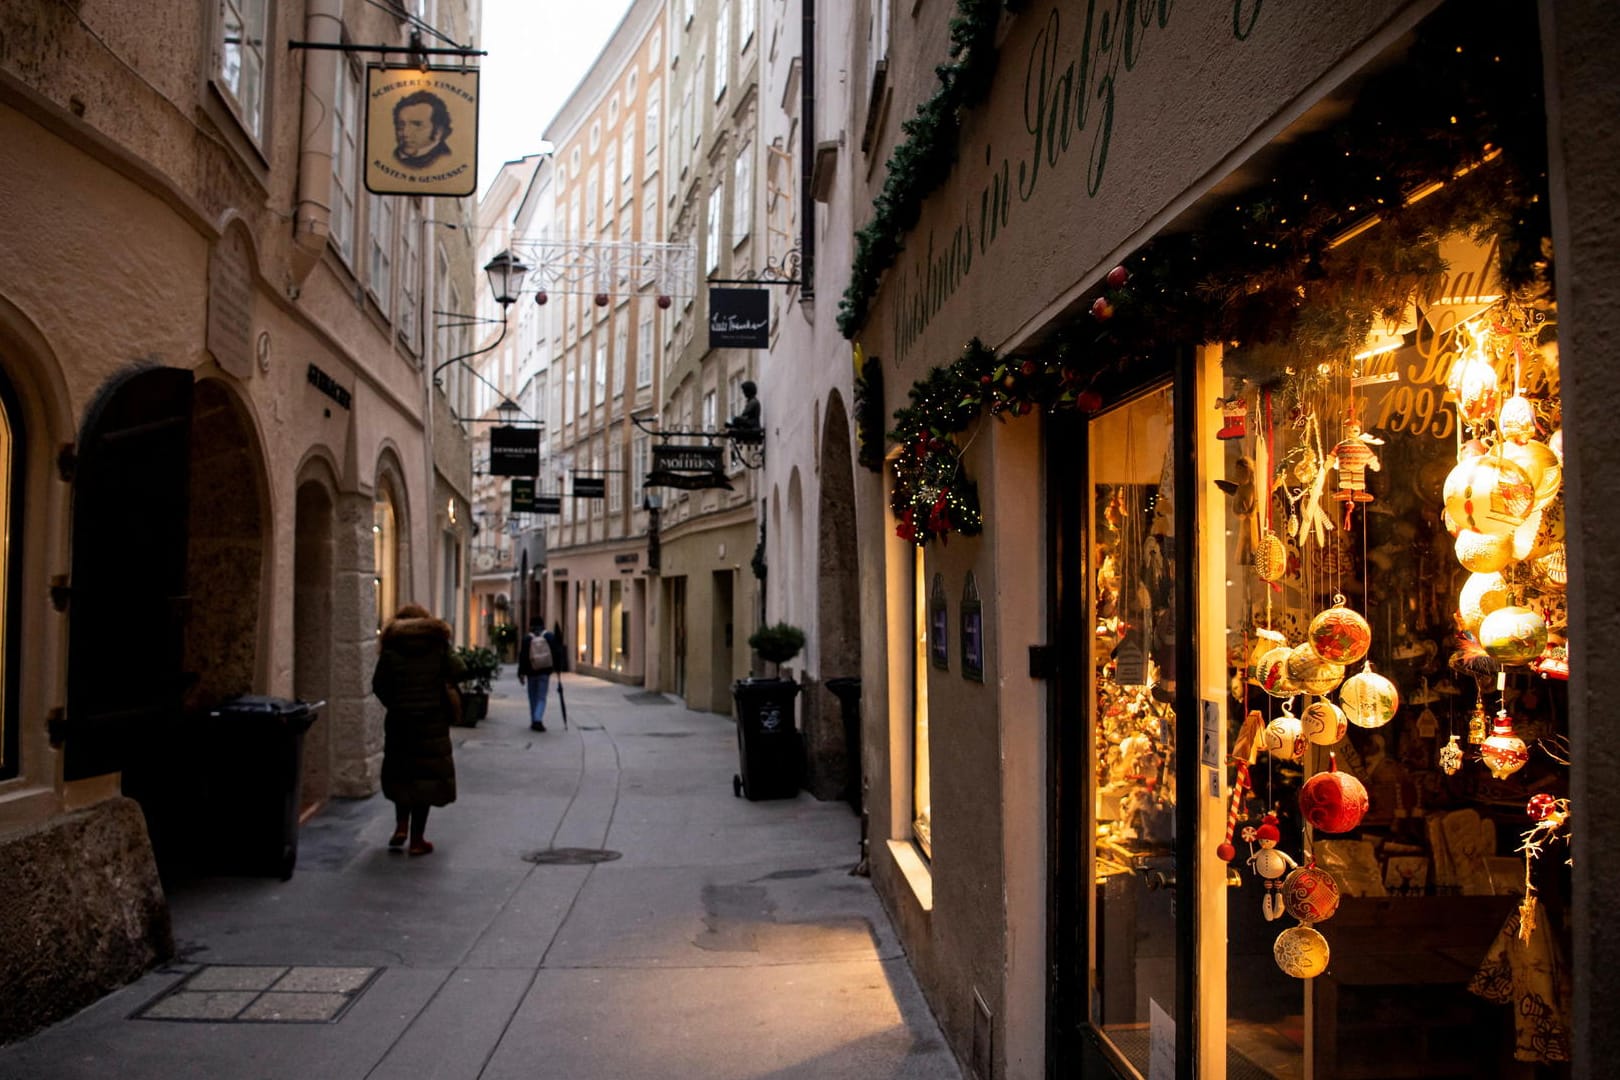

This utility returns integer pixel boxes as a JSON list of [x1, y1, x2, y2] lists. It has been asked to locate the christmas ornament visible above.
[[1274, 925, 1331, 979], [1440, 734, 1465, 775], [1256, 646, 1300, 699], [1450, 345, 1501, 428], [1248, 627, 1289, 674], [1247, 812, 1299, 921], [1299, 753, 1369, 834], [1526, 793, 1559, 822], [1498, 393, 1537, 443], [1309, 597, 1372, 665], [1216, 758, 1252, 863], [1532, 544, 1568, 590], [1444, 454, 1535, 537], [1480, 711, 1530, 779], [1287, 643, 1346, 696], [1468, 700, 1489, 744], [1216, 394, 1248, 440], [1459, 571, 1510, 634], [1282, 863, 1342, 923], [1533, 645, 1570, 681], [1262, 711, 1306, 761], [1330, 419, 1384, 527], [1301, 699, 1348, 746], [1500, 440, 1562, 510], [1548, 428, 1564, 462], [1455, 529, 1514, 573], [1106, 265, 1129, 288], [1254, 532, 1287, 582], [1339, 663, 1399, 728], [1479, 605, 1549, 664]]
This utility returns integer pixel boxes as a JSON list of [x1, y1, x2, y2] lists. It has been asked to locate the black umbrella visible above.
[[555, 675, 569, 729]]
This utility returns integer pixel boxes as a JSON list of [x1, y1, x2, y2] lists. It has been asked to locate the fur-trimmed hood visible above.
[[381, 615, 453, 645]]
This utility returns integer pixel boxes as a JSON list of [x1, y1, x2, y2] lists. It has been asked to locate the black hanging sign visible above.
[[489, 425, 540, 476], [707, 288, 770, 349], [572, 475, 606, 499], [510, 478, 537, 513], [647, 444, 732, 491], [534, 494, 561, 515]]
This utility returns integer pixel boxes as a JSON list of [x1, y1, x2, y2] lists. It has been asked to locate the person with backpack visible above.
[[517, 617, 557, 731]]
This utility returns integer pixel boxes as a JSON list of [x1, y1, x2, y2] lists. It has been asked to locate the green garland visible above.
[[836, 0, 1007, 339], [883, 0, 1552, 545], [854, 355, 887, 472]]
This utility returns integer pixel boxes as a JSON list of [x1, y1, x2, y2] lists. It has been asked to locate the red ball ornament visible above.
[[1216, 841, 1237, 862], [1282, 863, 1342, 924], [1298, 754, 1368, 834], [1076, 390, 1103, 413], [657, 294, 672, 309], [1091, 297, 1115, 320], [1021, 360, 1038, 376], [1106, 265, 1129, 288], [534, 290, 549, 306], [595, 293, 610, 307], [1526, 793, 1558, 821]]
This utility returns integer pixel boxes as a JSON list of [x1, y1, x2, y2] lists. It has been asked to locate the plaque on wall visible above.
[[961, 572, 983, 682], [930, 572, 949, 671]]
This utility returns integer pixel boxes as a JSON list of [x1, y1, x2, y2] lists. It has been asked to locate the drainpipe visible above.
[[800, 0, 816, 300], [290, 0, 342, 291]]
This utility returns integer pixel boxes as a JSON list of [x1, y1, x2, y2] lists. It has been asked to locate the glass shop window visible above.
[[0, 375, 16, 781], [1213, 227, 1570, 1079]]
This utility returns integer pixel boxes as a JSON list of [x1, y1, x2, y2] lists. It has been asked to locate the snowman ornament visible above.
[[1247, 812, 1299, 920]]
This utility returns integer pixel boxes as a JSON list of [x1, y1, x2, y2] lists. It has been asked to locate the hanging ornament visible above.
[[1526, 793, 1559, 822], [1509, 508, 1544, 563], [1254, 531, 1288, 582], [1548, 428, 1564, 462], [1479, 605, 1550, 664], [1459, 571, 1510, 634], [1248, 628, 1289, 675], [1329, 419, 1384, 527], [1498, 393, 1538, 443], [1444, 454, 1535, 537], [1500, 440, 1562, 511], [1299, 753, 1369, 834], [1339, 663, 1399, 728], [1216, 393, 1249, 440], [1216, 758, 1253, 863], [1282, 863, 1342, 923], [1532, 544, 1568, 591], [1439, 734, 1465, 775], [1480, 711, 1531, 779], [1450, 343, 1502, 428], [1301, 699, 1348, 747], [1246, 812, 1299, 921], [1455, 529, 1514, 574], [1467, 700, 1490, 744], [1287, 643, 1346, 696], [1262, 709, 1306, 762], [1308, 596, 1372, 665], [1274, 925, 1331, 979], [1256, 646, 1300, 699]]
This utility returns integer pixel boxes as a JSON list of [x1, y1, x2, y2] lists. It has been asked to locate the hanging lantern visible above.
[[1301, 699, 1348, 746], [1455, 529, 1514, 573], [1444, 453, 1535, 537], [1450, 345, 1501, 428], [1459, 571, 1509, 634], [1308, 597, 1372, 665], [1339, 663, 1399, 728], [1439, 734, 1464, 775], [1287, 643, 1345, 696], [1256, 646, 1300, 699], [1299, 753, 1369, 833], [1498, 394, 1537, 443], [1282, 864, 1342, 923], [1262, 714, 1306, 761], [1274, 925, 1331, 979], [1480, 711, 1530, 779], [1479, 605, 1549, 664], [1254, 531, 1288, 582], [1500, 439, 1562, 510]]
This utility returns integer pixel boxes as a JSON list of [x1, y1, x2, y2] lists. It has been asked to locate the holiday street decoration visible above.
[[1281, 863, 1342, 924], [1299, 754, 1369, 834], [1480, 711, 1531, 780], [1216, 757, 1253, 863], [1246, 812, 1300, 921], [1274, 925, 1331, 979], [1217, 393, 1249, 440], [1339, 663, 1399, 729]]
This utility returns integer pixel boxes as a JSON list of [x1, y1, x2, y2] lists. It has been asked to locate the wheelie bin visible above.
[[201, 696, 323, 879], [730, 678, 801, 800]]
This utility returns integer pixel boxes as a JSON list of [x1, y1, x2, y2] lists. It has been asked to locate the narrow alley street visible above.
[[0, 672, 959, 1080]]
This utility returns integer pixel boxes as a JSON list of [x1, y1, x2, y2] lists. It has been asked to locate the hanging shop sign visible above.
[[646, 444, 732, 491], [533, 494, 561, 515], [510, 478, 537, 513], [707, 288, 770, 349], [572, 475, 606, 499], [488, 425, 540, 477], [364, 66, 479, 197]]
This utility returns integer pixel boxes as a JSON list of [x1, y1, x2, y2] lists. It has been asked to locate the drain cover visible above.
[[524, 847, 622, 865]]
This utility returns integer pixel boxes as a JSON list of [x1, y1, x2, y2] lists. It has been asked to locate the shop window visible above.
[[913, 548, 932, 857], [374, 482, 399, 632], [0, 374, 18, 781]]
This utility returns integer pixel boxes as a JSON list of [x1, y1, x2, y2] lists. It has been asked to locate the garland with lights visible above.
[[881, 0, 1552, 545]]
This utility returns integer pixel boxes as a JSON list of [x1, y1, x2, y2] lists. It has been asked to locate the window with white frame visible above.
[[614, 314, 629, 397], [727, 372, 744, 430], [642, 186, 659, 250], [706, 183, 724, 274], [608, 440, 623, 512], [566, 353, 578, 420], [714, 12, 729, 101], [609, 94, 620, 127], [399, 200, 421, 350], [651, 28, 662, 63], [683, 0, 694, 28], [621, 130, 635, 190], [645, 84, 661, 160], [603, 145, 617, 210], [217, 0, 269, 140], [687, 78, 699, 149], [590, 121, 601, 152], [702, 388, 717, 432], [368, 193, 394, 314], [570, 146, 581, 174], [632, 432, 649, 509], [740, 0, 755, 48], [331, 59, 361, 264], [591, 439, 604, 518], [586, 170, 598, 230], [637, 314, 654, 388], [595, 338, 607, 406], [627, 69, 638, 100], [733, 146, 752, 244]]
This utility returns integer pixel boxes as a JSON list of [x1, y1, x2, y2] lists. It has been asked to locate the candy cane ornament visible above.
[[1217, 758, 1252, 862]]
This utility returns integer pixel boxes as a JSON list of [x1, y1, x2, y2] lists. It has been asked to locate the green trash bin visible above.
[[730, 678, 801, 800]]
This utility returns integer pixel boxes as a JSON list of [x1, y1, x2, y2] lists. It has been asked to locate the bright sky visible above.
[[475, 0, 636, 200]]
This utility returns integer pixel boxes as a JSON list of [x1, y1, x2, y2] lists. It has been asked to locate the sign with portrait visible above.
[[707, 288, 770, 349], [365, 66, 479, 197]]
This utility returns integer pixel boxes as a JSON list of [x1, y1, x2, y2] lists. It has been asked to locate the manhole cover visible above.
[[523, 847, 622, 865]]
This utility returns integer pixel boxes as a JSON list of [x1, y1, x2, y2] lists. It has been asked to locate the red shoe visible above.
[[408, 840, 434, 857]]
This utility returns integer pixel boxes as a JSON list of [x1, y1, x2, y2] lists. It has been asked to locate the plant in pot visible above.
[[452, 645, 499, 725], [748, 622, 806, 680], [490, 622, 519, 663]]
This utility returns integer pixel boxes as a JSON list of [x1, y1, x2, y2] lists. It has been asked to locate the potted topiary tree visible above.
[[452, 645, 499, 725], [732, 623, 808, 800], [748, 621, 806, 677]]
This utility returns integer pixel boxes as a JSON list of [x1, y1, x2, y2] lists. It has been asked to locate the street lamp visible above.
[[432, 248, 531, 384]]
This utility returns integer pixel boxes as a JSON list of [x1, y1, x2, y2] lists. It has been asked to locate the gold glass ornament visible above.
[[1308, 597, 1372, 666], [1549, 428, 1564, 462], [1479, 605, 1549, 663], [1459, 571, 1509, 634], [1451, 348, 1502, 428], [1455, 529, 1514, 573], [1439, 734, 1464, 775], [1511, 509, 1545, 562], [1498, 393, 1537, 443], [1480, 711, 1530, 779], [1339, 663, 1399, 728], [1254, 531, 1288, 582], [1533, 544, 1568, 590], [1444, 454, 1535, 537], [1287, 643, 1345, 696], [1500, 439, 1562, 511], [1274, 925, 1331, 979], [1256, 646, 1300, 699], [1467, 700, 1489, 744]]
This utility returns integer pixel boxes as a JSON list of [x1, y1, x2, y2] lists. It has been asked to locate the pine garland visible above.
[[854, 355, 887, 472]]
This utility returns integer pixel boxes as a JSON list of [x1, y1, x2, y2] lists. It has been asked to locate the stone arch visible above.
[[294, 458, 338, 807], [809, 389, 861, 802], [372, 446, 413, 634]]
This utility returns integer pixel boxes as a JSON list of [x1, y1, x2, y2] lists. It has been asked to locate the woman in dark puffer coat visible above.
[[372, 604, 461, 856]]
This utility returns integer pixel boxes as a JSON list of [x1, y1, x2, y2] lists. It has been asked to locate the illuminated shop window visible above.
[[374, 483, 399, 632], [913, 548, 932, 857]]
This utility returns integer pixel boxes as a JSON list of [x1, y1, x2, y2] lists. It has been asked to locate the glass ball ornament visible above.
[[1498, 393, 1537, 443], [1248, 628, 1289, 675], [1459, 571, 1509, 634], [1480, 712, 1530, 779], [1526, 793, 1559, 822], [1287, 643, 1345, 696], [1501, 439, 1562, 511], [1479, 605, 1549, 664], [1533, 544, 1568, 591], [1450, 349, 1501, 428], [1254, 531, 1288, 582], [1256, 646, 1300, 699], [1301, 700, 1347, 746], [1549, 428, 1564, 462], [1299, 754, 1369, 834], [1511, 510, 1544, 562], [1339, 663, 1399, 729], [1282, 864, 1342, 924], [1444, 454, 1535, 536], [1274, 925, 1331, 979], [1309, 598, 1372, 665], [1263, 714, 1306, 761], [1455, 529, 1513, 573]]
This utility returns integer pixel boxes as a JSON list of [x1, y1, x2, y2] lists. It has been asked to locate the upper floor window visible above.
[[399, 199, 421, 351], [714, 12, 729, 101], [626, 69, 638, 101], [706, 183, 724, 274], [683, 0, 694, 28], [217, 0, 269, 141], [369, 194, 395, 315], [622, 130, 636, 188], [739, 0, 755, 49], [331, 59, 361, 265], [645, 85, 662, 158], [637, 315, 654, 388], [733, 146, 752, 244], [590, 121, 602, 152]]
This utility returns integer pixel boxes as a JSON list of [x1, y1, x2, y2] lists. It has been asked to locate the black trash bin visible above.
[[731, 678, 802, 800], [201, 695, 323, 880], [824, 677, 862, 812]]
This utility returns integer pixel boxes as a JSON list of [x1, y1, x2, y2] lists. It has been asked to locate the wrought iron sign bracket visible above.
[[628, 413, 765, 471], [706, 247, 803, 288]]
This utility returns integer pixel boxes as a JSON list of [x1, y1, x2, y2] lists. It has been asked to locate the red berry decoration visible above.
[[1091, 297, 1115, 320], [595, 293, 610, 307], [1526, 793, 1558, 821], [1298, 753, 1368, 834], [980, 375, 993, 386], [1106, 265, 1129, 288], [534, 290, 549, 306], [1021, 360, 1038, 376], [657, 294, 672, 309], [1076, 390, 1103, 413]]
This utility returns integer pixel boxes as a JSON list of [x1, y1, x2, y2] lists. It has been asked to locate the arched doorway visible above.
[[294, 476, 335, 810], [812, 391, 862, 803]]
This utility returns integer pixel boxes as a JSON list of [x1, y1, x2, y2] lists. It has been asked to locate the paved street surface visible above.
[[1, 669, 961, 1080]]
